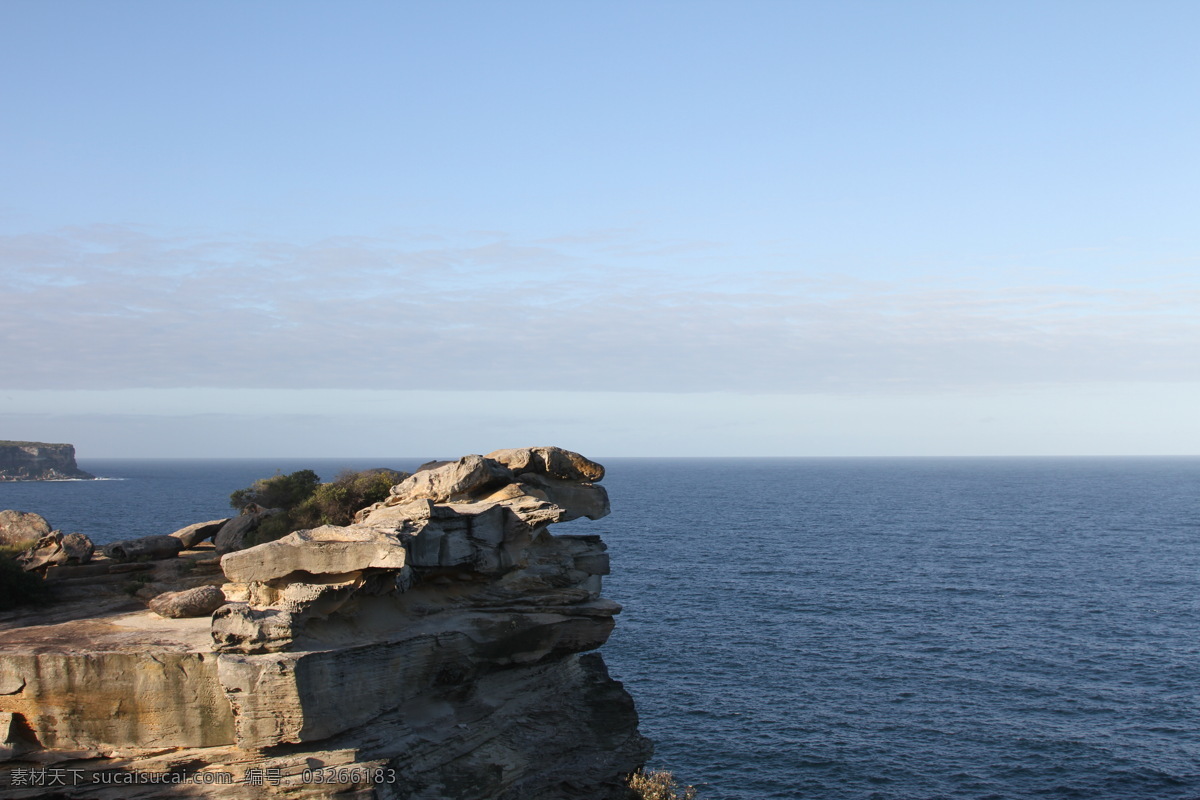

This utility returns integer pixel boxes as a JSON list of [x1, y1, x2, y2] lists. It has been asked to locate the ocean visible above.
[[4, 457, 1199, 800]]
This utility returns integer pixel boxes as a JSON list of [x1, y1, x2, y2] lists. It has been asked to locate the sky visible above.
[[2, 1, 1198, 458]]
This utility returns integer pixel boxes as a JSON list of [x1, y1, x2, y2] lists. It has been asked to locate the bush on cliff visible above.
[[0, 553, 53, 610], [230, 469, 321, 512], [291, 469, 407, 529], [231, 468, 408, 546], [627, 769, 699, 800]]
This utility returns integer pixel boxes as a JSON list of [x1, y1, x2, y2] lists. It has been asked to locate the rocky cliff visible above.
[[0, 447, 652, 799], [0, 442, 94, 481]]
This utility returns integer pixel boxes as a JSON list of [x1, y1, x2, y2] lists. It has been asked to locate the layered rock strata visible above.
[[0, 443, 94, 482], [0, 447, 651, 799]]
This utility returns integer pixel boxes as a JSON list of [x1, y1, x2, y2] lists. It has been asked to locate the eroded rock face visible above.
[[0, 447, 651, 799], [0, 648, 235, 751]]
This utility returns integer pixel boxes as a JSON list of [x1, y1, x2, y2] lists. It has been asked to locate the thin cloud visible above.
[[2, 224, 1198, 392]]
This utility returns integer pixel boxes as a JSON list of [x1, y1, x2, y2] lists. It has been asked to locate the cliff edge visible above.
[[0, 442, 94, 482], [0, 447, 652, 799]]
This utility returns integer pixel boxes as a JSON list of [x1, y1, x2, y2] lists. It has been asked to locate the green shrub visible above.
[[291, 469, 407, 528], [627, 770, 698, 800], [233, 468, 408, 547], [0, 555, 53, 611], [230, 469, 321, 512]]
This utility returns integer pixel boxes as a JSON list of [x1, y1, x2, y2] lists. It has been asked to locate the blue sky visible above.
[[2, 1, 1198, 457]]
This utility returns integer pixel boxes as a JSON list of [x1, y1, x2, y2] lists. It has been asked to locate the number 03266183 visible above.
[[300, 767, 398, 785]]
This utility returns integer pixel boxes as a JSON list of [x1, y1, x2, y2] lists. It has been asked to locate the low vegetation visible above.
[[0, 440, 69, 447], [627, 769, 699, 800], [230, 469, 322, 512], [231, 468, 408, 546], [0, 539, 38, 560]]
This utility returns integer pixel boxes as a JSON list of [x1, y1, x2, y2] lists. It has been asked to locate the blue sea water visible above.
[[4, 456, 1200, 800]]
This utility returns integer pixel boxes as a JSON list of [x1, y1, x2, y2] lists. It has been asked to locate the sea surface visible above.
[[4, 456, 1199, 800]]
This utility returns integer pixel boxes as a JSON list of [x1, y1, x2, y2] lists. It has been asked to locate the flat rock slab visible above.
[[221, 526, 407, 583], [0, 608, 215, 654]]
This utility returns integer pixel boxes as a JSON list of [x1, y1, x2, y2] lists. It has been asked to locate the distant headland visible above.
[[0, 441, 95, 481]]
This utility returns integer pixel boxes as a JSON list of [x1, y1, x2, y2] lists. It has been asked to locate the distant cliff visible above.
[[0, 442, 94, 481]]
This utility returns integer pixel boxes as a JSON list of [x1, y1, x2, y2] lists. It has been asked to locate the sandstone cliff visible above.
[[0, 442, 94, 482], [0, 447, 651, 799]]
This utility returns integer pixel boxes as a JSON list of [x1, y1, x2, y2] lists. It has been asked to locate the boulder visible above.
[[60, 533, 94, 563], [148, 585, 226, 619], [16, 531, 94, 571], [102, 535, 183, 562], [169, 518, 230, 549], [213, 508, 279, 554], [211, 603, 296, 653], [0, 510, 51, 547], [388, 454, 514, 505], [485, 446, 606, 482]]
